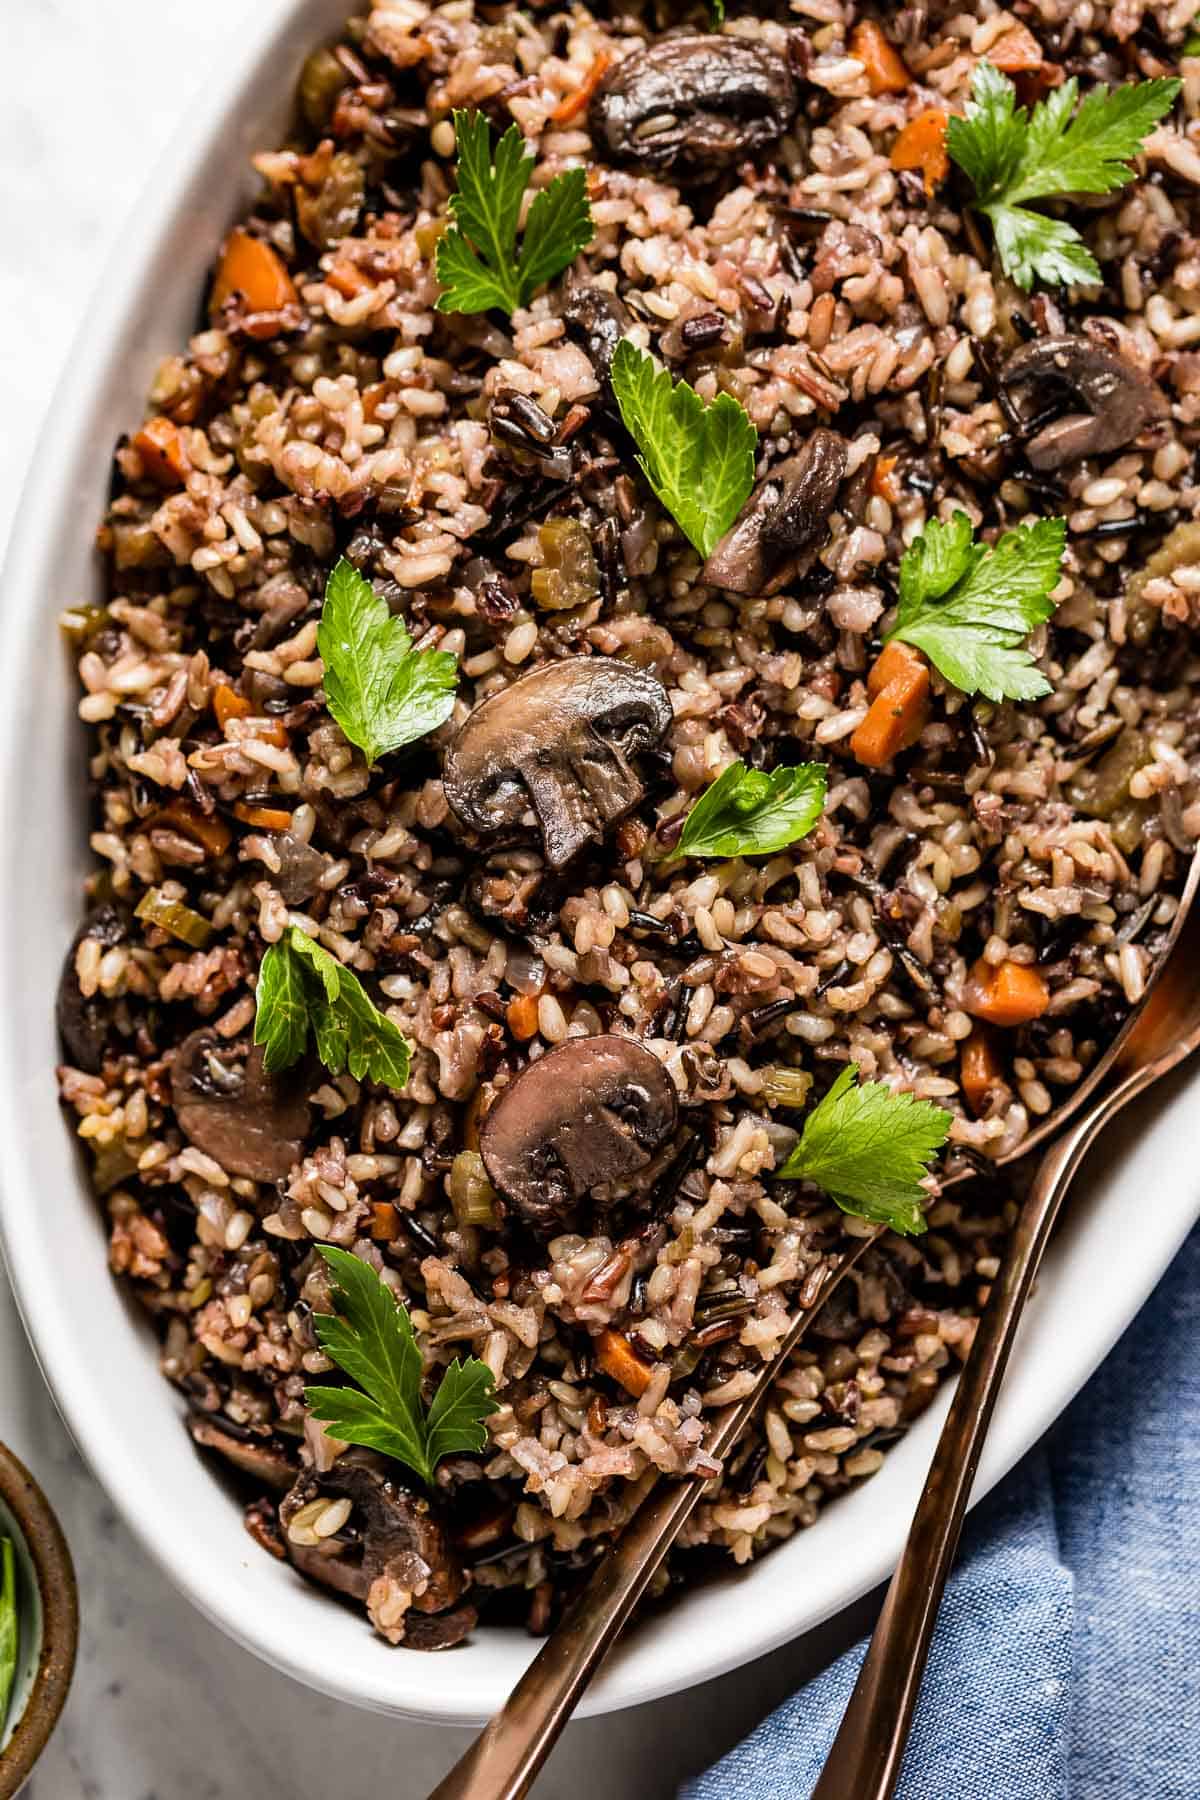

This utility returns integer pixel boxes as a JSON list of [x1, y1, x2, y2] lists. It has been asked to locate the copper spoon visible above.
[[432, 848, 1200, 1800], [810, 848, 1200, 1799]]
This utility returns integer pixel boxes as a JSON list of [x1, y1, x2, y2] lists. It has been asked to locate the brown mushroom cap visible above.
[[280, 1451, 466, 1617], [57, 906, 126, 1073], [171, 1029, 309, 1183], [442, 657, 672, 868], [1001, 336, 1167, 470], [590, 36, 796, 180], [480, 1034, 678, 1232], [703, 430, 847, 595], [187, 1412, 297, 1492]]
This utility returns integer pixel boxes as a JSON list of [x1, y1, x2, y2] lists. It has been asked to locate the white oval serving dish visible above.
[[1, 0, 1197, 1727]]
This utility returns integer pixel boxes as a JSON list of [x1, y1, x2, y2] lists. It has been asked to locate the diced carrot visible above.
[[210, 228, 299, 338], [326, 260, 373, 298], [132, 417, 190, 488], [213, 682, 253, 731], [852, 642, 931, 768], [370, 1202, 401, 1242], [233, 803, 294, 831], [987, 23, 1043, 72], [961, 1028, 1006, 1115], [889, 108, 950, 197], [506, 994, 540, 1041], [156, 801, 232, 859], [551, 51, 613, 124], [964, 958, 1051, 1028], [849, 20, 911, 94], [595, 1328, 654, 1399], [231, 715, 290, 748], [866, 638, 927, 701], [870, 453, 901, 504]]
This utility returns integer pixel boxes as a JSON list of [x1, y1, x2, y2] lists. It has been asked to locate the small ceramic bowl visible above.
[[0, 1443, 78, 1800]]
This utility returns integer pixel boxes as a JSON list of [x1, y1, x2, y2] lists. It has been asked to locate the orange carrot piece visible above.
[[849, 20, 911, 94], [156, 802, 232, 859], [852, 643, 931, 768], [961, 1028, 1006, 1115], [595, 1328, 653, 1399], [866, 638, 927, 701], [987, 23, 1043, 72], [213, 682, 253, 731], [506, 994, 540, 1041], [132, 416, 190, 488], [326, 261, 373, 298], [233, 803, 294, 831], [965, 958, 1051, 1028], [889, 108, 950, 197], [210, 228, 298, 337], [233, 716, 290, 748], [551, 51, 613, 124], [370, 1202, 401, 1242], [870, 453, 901, 504]]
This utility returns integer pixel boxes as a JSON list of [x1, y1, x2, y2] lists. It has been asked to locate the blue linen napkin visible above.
[[684, 1220, 1200, 1800]]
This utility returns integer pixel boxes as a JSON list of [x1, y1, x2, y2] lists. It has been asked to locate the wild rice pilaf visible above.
[[58, 0, 1200, 1651]]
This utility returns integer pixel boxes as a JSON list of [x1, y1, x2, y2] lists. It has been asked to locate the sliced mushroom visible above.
[[562, 278, 632, 388], [480, 1034, 678, 1232], [57, 905, 126, 1073], [188, 1412, 297, 1492], [703, 430, 847, 595], [590, 36, 796, 181], [171, 1029, 309, 1183], [280, 1452, 465, 1619], [442, 658, 672, 868], [400, 1603, 478, 1651], [1001, 336, 1168, 469]]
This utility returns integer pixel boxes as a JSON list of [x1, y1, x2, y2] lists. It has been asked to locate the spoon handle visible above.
[[430, 1237, 878, 1800], [809, 1061, 1152, 1800], [428, 1462, 708, 1800]]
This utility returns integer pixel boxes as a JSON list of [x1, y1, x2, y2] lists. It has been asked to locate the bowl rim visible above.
[[0, 1443, 79, 1800], [2, 0, 1199, 1732]]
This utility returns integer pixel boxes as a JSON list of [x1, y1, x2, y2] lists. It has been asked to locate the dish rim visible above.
[[1, 0, 1198, 1727]]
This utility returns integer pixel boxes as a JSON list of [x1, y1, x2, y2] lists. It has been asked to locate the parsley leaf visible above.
[[318, 558, 457, 766], [776, 1065, 952, 1237], [611, 339, 757, 558], [677, 760, 827, 859], [254, 926, 411, 1089], [0, 1538, 17, 1739], [435, 110, 593, 317], [305, 1248, 495, 1488], [887, 511, 1065, 702], [947, 61, 1179, 289]]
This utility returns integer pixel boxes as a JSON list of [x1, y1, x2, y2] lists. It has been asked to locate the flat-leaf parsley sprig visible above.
[[435, 110, 594, 317], [611, 339, 757, 559], [676, 760, 827, 860], [775, 1065, 952, 1237], [886, 511, 1066, 703], [947, 61, 1179, 290], [306, 1247, 495, 1487], [254, 925, 411, 1089], [318, 558, 458, 766]]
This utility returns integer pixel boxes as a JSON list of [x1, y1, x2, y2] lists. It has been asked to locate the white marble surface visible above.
[[0, 5, 873, 1794]]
